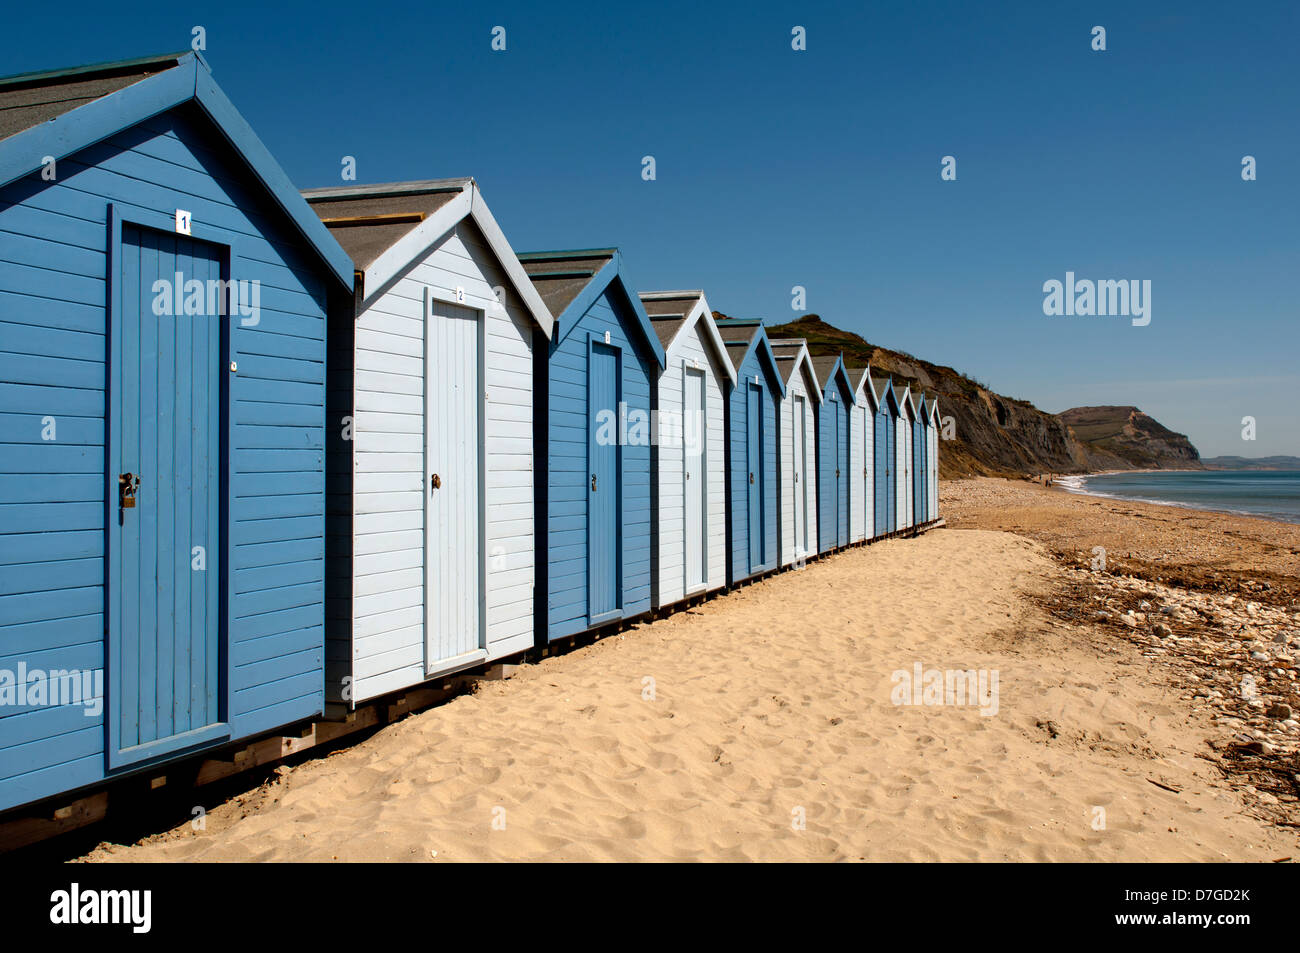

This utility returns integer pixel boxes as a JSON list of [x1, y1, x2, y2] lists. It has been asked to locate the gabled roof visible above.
[[809, 354, 856, 405], [873, 376, 900, 415], [518, 249, 665, 367], [847, 366, 879, 412], [894, 382, 915, 419], [638, 290, 736, 386], [767, 338, 822, 404], [0, 51, 353, 290], [303, 178, 553, 337], [715, 320, 787, 399]]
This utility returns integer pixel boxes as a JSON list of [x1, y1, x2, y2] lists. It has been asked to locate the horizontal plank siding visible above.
[[0, 103, 335, 813], [541, 286, 655, 641]]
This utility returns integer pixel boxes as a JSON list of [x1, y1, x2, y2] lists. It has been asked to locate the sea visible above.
[[1057, 470, 1300, 525]]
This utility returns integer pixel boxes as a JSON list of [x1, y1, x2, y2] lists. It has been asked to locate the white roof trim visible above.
[[896, 384, 916, 419], [359, 183, 554, 338], [468, 184, 555, 339], [653, 292, 737, 387], [766, 339, 822, 404], [857, 366, 879, 412]]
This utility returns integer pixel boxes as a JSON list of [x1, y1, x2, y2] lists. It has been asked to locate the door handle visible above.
[[591, 473, 597, 492], [118, 472, 140, 509], [431, 473, 441, 490], [749, 472, 754, 485]]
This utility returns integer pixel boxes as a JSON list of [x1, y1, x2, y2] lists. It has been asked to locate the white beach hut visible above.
[[303, 178, 554, 704], [769, 339, 821, 567], [895, 384, 914, 532], [847, 367, 878, 544], [927, 396, 940, 523], [640, 291, 736, 609]]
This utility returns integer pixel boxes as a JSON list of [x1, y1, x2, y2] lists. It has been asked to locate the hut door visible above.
[[683, 367, 707, 591], [863, 409, 872, 537], [108, 224, 227, 769], [425, 301, 483, 671], [914, 420, 926, 522], [827, 397, 842, 548], [885, 412, 896, 532], [836, 399, 849, 546], [874, 409, 888, 536], [588, 341, 620, 622], [746, 383, 763, 571], [792, 394, 807, 556]]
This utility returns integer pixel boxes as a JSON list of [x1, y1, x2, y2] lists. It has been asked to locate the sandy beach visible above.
[[77, 484, 1300, 862]]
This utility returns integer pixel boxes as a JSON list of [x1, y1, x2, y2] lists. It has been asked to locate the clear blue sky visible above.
[[5, 0, 1297, 457]]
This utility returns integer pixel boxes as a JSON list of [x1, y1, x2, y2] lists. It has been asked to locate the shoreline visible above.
[[1034, 470, 1300, 527]]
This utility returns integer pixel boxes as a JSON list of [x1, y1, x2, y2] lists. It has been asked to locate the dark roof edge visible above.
[[0, 50, 193, 91]]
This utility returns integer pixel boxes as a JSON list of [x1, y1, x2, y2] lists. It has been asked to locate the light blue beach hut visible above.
[[872, 378, 900, 536], [0, 52, 353, 813], [913, 393, 929, 525], [716, 320, 784, 584], [521, 250, 666, 642], [811, 355, 854, 553]]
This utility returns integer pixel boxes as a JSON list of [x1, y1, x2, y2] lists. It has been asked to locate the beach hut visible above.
[[913, 393, 929, 525], [0, 52, 355, 813], [926, 397, 940, 523], [638, 291, 735, 608], [521, 250, 665, 642], [768, 339, 820, 567], [300, 179, 554, 704], [872, 378, 900, 537], [896, 384, 915, 532], [810, 355, 855, 553], [716, 320, 785, 584], [848, 367, 878, 544]]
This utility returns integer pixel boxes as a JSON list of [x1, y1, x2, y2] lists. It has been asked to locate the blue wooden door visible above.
[[588, 342, 620, 622], [746, 382, 763, 573], [836, 399, 848, 546], [110, 224, 227, 768], [825, 397, 840, 548]]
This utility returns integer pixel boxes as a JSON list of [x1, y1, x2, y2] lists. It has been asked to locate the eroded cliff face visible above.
[[760, 315, 1200, 478], [1058, 406, 1202, 470]]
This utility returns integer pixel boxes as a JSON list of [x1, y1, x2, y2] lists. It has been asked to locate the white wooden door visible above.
[[425, 300, 483, 672], [684, 367, 706, 591], [793, 394, 807, 556]]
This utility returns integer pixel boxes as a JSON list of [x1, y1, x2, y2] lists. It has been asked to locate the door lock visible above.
[[749, 472, 754, 485], [591, 473, 597, 492], [118, 472, 140, 509]]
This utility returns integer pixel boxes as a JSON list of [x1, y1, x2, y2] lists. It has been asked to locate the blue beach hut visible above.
[[913, 393, 929, 525], [810, 355, 855, 553], [716, 320, 784, 585], [520, 250, 666, 642], [0, 52, 354, 814], [872, 378, 901, 537]]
